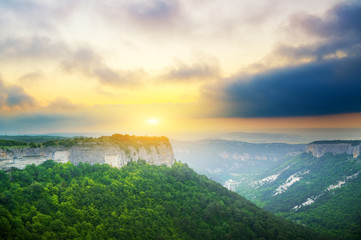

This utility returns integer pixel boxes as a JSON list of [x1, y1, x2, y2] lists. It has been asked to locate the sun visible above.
[[147, 118, 160, 125]]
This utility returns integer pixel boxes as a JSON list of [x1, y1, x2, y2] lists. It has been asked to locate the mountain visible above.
[[0, 134, 174, 171], [172, 139, 304, 185], [0, 161, 325, 239], [235, 141, 361, 239]]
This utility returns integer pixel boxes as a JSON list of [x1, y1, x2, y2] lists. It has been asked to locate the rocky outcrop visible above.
[[0, 141, 175, 171], [306, 142, 361, 158]]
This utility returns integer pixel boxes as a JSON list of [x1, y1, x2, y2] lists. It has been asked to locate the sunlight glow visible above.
[[147, 118, 160, 125]]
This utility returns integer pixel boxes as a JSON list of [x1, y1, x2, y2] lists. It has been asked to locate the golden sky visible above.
[[1, 0, 361, 138]]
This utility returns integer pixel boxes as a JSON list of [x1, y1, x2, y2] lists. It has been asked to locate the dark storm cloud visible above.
[[209, 2, 361, 118], [221, 57, 361, 118]]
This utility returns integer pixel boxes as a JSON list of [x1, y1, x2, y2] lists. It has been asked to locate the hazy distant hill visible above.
[[0, 161, 324, 239], [172, 139, 305, 184]]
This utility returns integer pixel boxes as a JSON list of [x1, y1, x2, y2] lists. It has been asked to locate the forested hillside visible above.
[[0, 134, 170, 150], [236, 152, 361, 239], [0, 161, 324, 240]]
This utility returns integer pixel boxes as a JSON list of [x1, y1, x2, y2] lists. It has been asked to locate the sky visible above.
[[1, 0, 361, 139]]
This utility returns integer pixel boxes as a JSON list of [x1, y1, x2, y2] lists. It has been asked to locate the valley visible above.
[[173, 139, 361, 239], [172, 139, 304, 185]]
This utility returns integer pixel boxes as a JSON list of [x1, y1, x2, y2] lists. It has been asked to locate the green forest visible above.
[[0, 161, 325, 240], [0, 134, 170, 151], [236, 152, 361, 239]]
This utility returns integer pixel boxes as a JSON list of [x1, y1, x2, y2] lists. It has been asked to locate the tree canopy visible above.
[[0, 161, 325, 240]]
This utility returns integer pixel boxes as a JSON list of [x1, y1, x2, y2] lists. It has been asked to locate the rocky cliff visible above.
[[305, 140, 361, 158], [0, 135, 175, 170]]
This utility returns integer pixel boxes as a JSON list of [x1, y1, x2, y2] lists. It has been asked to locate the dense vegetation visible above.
[[0, 140, 40, 150], [236, 152, 361, 239], [0, 136, 65, 144], [0, 134, 169, 150], [0, 140, 28, 148], [279, 175, 361, 240], [0, 161, 324, 240]]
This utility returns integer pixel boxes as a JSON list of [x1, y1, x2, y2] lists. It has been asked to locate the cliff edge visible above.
[[305, 140, 361, 158], [0, 134, 175, 170]]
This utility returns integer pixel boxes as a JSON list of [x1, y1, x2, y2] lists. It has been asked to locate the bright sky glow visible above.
[[147, 118, 160, 125], [1, 0, 361, 138]]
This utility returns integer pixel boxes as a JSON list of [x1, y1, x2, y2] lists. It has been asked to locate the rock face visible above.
[[0, 142, 175, 171], [306, 142, 361, 158]]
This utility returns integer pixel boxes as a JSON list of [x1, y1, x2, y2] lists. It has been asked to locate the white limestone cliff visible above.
[[305, 142, 361, 158], [0, 142, 175, 171]]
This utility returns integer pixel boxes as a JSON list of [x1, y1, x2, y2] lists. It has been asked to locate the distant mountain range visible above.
[[172, 139, 305, 183]]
